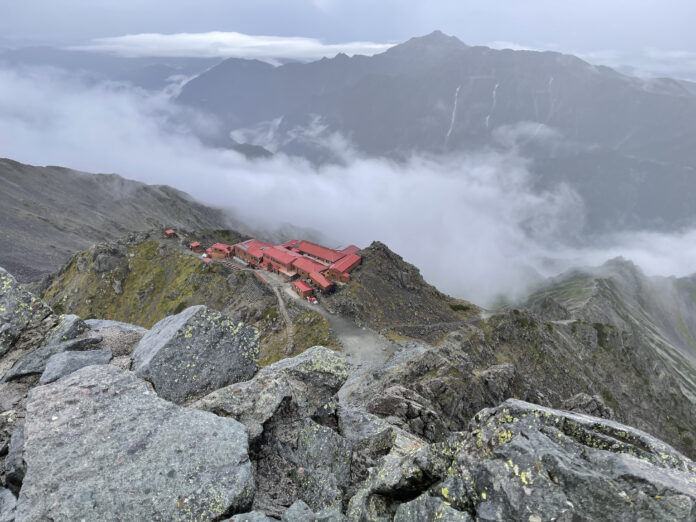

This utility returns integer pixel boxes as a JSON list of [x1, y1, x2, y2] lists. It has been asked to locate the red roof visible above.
[[292, 256, 327, 274], [283, 239, 300, 249], [190, 242, 201, 247], [340, 245, 360, 255], [296, 240, 345, 263], [329, 253, 361, 274], [165, 229, 175, 235], [202, 258, 211, 263], [293, 281, 313, 293], [264, 246, 297, 266], [236, 239, 272, 259], [310, 271, 334, 290], [211, 243, 233, 252]]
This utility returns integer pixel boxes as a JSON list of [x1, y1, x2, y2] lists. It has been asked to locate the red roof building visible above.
[[210, 243, 234, 259], [164, 229, 177, 238], [292, 256, 328, 278], [293, 280, 313, 298], [310, 271, 334, 293], [340, 245, 361, 255], [189, 242, 202, 253], [234, 239, 272, 266], [296, 240, 346, 264], [326, 253, 361, 283], [264, 246, 298, 268]]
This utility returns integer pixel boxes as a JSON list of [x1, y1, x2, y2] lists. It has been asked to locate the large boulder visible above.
[[132, 305, 260, 404], [193, 347, 348, 517], [194, 346, 348, 441], [41, 314, 87, 346], [0, 268, 55, 359], [0, 337, 102, 383], [39, 348, 113, 384], [394, 494, 472, 521], [15, 365, 254, 521]]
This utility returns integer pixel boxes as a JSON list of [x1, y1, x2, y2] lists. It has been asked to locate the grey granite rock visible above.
[[39, 348, 112, 384], [1, 337, 102, 383], [15, 365, 254, 521], [132, 305, 260, 404], [41, 314, 87, 346], [0, 488, 16, 522], [227, 512, 274, 521], [84, 319, 147, 334]]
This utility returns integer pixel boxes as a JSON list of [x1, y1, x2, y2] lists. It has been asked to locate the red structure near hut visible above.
[[234, 239, 272, 266], [164, 229, 177, 238], [326, 253, 362, 283], [293, 280, 313, 298], [210, 243, 234, 259], [189, 242, 202, 253]]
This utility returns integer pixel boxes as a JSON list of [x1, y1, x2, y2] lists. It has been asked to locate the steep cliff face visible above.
[[324, 241, 478, 342]]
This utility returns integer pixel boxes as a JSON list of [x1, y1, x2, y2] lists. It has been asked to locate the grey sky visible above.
[[2, 1, 695, 75]]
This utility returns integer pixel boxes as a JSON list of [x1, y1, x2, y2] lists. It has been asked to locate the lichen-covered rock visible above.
[[39, 348, 113, 384], [0, 487, 16, 522], [4, 426, 25, 496], [0, 267, 54, 358], [394, 494, 472, 521], [15, 365, 254, 521], [132, 305, 260, 404], [41, 314, 87, 346], [468, 400, 696, 521], [315, 507, 347, 522], [84, 319, 147, 334], [281, 500, 315, 522], [86, 319, 146, 357], [0, 337, 102, 383]]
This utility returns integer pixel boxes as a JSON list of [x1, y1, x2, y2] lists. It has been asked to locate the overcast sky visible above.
[[2, 0, 695, 65]]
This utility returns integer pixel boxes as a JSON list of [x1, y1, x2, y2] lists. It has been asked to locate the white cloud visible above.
[[68, 31, 394, 60], [2, 65, 696, 306]]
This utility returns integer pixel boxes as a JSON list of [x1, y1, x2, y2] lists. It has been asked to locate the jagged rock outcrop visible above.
[[4, 426, 25, 496], [323, 242, 476, 341], [562, 392, 614, 419], [16, 365, 254, 521], [132, 305, 260, 404], [194, 347, 348, 516], [0, 268, 55, 359], [39, 348, 113, 384], [347, 399, 696, 521]]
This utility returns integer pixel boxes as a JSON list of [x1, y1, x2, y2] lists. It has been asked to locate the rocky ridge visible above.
[[2, 256, 696, 520]]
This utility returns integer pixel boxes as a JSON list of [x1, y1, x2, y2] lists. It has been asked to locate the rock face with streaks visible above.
[[132, 305, 260, 404], [15, 365, 254, 521]]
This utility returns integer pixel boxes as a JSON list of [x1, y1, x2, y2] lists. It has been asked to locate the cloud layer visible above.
[[69, 31, 394, 60], [1, 65, 695, 306]]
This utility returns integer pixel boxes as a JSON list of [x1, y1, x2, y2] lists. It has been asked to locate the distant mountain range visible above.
[[176, 31, 696, 233]]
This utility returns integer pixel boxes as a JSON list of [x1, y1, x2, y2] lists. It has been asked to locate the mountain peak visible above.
[[389, 30, 468, 54]]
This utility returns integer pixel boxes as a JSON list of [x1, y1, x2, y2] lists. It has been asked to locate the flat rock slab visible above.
[[39, 348, 113, 384], [16, 365, 254, 521], [1, 337, 102, 383], [132, 305, 260, 404], [84, 319, 147, 334], [0, 487, 16, 522]]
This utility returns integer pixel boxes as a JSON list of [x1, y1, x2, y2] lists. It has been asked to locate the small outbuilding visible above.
[[164, 229, 177, 238], [189, 242, 202, 253], [310, 271, 335, 294], [293, 280, 314, 298]]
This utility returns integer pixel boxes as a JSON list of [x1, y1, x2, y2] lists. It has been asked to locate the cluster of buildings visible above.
[[194, 236, 361, 295]]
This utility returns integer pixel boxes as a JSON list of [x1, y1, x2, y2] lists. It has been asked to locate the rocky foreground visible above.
[[1, 265, 696, 521]]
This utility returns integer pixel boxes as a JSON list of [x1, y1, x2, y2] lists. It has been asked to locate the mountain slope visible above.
[[0, 158, 229, 281]]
